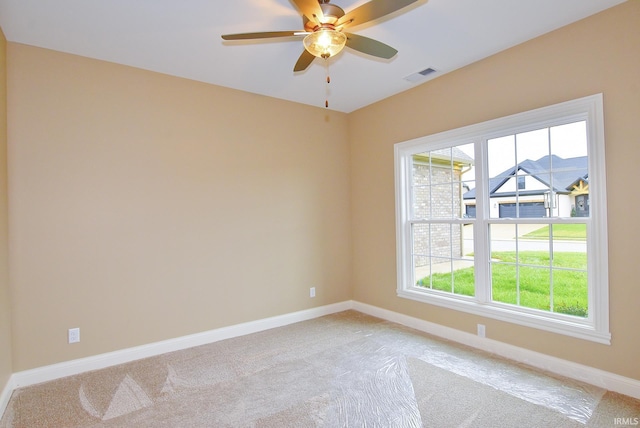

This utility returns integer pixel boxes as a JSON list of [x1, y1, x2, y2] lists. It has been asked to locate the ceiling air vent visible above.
[[404, 67, 437, 83]]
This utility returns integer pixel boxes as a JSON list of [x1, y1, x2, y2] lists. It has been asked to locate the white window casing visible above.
[[394, 94, 610, 344]]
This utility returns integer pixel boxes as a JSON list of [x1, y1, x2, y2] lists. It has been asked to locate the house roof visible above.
[[414, 147, 474, 166], [463, 155, 588, 199]]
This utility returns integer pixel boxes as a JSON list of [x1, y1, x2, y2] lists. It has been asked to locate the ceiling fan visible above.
[[221, 0, 419, 72]]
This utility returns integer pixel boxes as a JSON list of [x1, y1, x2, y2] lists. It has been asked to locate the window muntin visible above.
[[395, 95, 609, 344], [488, 223, 588, 317], [410, 145, 475, 299]]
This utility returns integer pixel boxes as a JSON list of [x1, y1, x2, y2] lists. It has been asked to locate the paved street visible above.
[[463, 224, 586, 253]]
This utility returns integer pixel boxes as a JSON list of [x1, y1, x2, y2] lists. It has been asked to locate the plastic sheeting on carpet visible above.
[[2, 311, 636, 427]]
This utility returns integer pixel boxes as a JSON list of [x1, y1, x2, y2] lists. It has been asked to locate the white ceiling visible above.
[[0, 0, 626, 113]]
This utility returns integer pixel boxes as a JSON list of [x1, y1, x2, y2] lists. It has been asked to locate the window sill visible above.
[[397, 288, 611, 345]]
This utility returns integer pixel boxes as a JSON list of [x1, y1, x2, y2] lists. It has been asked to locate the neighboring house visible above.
[[413, 148, 474, 265], [463, 155, 589, 218]]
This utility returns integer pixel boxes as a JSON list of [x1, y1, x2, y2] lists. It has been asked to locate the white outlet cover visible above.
[[68, 328, 80, 344], [477, 324, 486, 338]]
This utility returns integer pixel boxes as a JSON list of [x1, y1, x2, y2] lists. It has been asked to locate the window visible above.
[[394, 95, 610, 343]]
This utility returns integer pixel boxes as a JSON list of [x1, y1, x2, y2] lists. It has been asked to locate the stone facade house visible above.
[[412, 148, 474, 267]]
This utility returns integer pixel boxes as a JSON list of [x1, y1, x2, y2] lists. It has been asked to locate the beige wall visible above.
[[0, 28, 12, 390], [7, 44, 352, 370], [349, 1, 640, 380], [3, 1, 639, 383]]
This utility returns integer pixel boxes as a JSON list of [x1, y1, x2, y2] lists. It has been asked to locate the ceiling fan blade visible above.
[[344, 33, 397, 59], [290, 0, 325, 23], [294, 50, 315, 72], [222, 31, 305, 41], [337, 0, 419, 28]]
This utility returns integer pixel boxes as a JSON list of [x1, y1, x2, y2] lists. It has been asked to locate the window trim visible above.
[[394, 94, 610, 344]]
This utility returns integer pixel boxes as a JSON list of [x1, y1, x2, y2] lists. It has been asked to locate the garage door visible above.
[[465, 205, 476, 218], [499, 202, 546, 218]]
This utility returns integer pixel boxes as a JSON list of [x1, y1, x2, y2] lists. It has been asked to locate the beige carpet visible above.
[[1, 311, 639, 427]]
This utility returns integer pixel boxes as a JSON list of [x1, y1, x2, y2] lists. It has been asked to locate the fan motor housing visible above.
[[303, 3, 345, 32]]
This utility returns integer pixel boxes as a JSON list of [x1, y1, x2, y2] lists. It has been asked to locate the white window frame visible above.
[[394, 94, 610, 344]]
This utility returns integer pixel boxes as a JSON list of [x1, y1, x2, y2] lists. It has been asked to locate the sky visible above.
[[459, 120, 588, 187]]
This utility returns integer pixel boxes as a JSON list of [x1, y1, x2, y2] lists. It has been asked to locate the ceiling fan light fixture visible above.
[[303, 28, 346, 59]]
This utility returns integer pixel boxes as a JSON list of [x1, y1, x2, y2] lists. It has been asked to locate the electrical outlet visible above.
[[68, 328, 80, 344], [310, 287, 316, 298], [477, 324, 486, 338]]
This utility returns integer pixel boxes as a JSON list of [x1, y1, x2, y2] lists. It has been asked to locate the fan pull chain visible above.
[[325, 58, 330, 108]]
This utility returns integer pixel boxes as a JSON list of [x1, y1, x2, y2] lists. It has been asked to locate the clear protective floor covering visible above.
[[2, 311, 639, 427]]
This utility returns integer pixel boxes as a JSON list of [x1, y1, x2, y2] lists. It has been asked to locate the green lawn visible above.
[[524, 224, 587, 240], [416, 251, 588, 317]]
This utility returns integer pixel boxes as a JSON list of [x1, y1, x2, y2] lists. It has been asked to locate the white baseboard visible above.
[[352, 301, 640, 400], [10, 301, 352, 390], [0, 376, 14, 421]]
